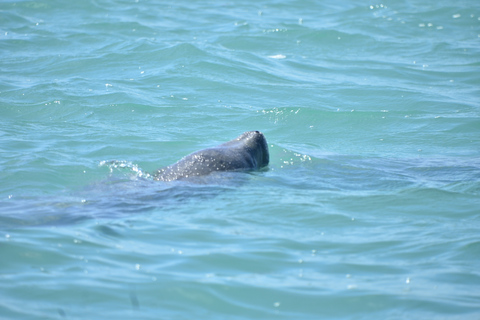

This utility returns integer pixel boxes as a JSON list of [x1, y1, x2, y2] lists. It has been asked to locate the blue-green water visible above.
[[1, 0, 480, 319]]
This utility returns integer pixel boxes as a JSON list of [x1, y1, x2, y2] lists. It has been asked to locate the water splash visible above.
[[99, 160, 152, 180]]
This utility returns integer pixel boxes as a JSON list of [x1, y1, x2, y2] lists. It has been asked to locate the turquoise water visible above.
[[1, 0, 480, 318]]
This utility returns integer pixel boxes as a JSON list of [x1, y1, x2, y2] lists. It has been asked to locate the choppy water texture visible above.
[[1, 0, 480, 319]]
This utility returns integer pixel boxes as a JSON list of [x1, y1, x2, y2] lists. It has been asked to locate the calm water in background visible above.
[[1, 0, 480, 319]]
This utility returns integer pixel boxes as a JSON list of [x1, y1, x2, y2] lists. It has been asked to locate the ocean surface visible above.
[[1, 0, 480, 319]]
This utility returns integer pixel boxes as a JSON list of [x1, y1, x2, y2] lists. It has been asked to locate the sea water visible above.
[[1, 0, 479, 319]]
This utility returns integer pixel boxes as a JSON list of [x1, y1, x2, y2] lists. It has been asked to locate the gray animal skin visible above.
[[154, 131, 269, 181]]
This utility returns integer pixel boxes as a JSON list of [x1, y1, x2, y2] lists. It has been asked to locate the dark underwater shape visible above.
[[154, 131, 269, 182]]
